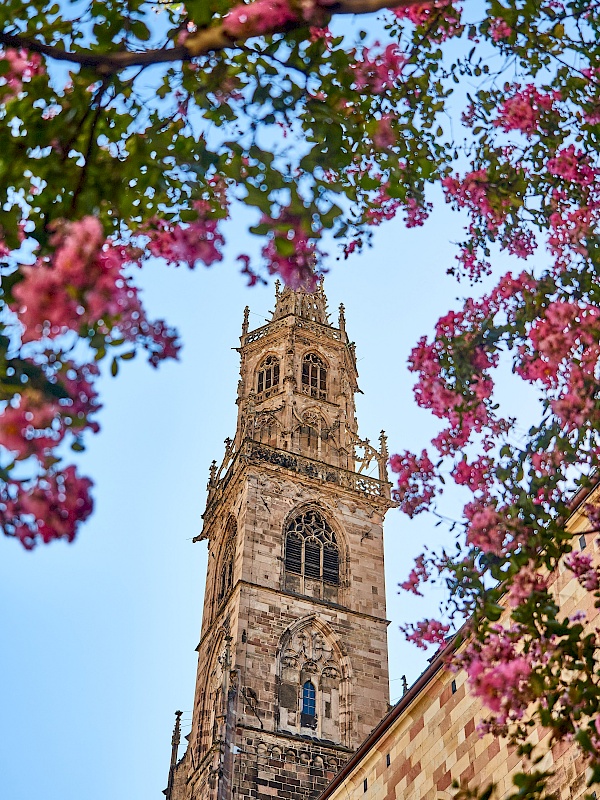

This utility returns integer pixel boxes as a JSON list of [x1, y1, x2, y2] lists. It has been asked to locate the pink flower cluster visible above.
[[402, 618, 450, 650], [452, 456, 492, 494], [463, 501, 506, 555], [0, 363, 100, 464], [224, 0, 298, 37], [390, 449, 437, 517], [145, 201, 225, 268], [507, 567, 547, 608], [442, 169, 506, 233], [460, 627, 534, 727], [351, 44, 406, 95], [517, 300, 600, 431], [0, 47, 43, 100], [399, 553, 431, 596], [9, 216, 180, 366], [0, 466, 93, 549], [548, 145, 597, 187], [392, 0, 462, 41], [409, 271, 535, 457], [404, 197, 432, 228], [365, 184, 401, 226], [260, 210, 320, 290], [488, 17, 512, 41], [223, 0, 333, 38], [494, 84, 555, 136], [565, 551, 600, 591]]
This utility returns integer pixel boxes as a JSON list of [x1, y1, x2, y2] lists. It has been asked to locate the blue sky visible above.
[[1, 183, 543, 799]]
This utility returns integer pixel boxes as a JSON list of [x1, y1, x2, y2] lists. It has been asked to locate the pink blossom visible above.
[[488, 17, 512, 41], [402, 618, 450, 650], [393, 0, 462, 41], [145, 205, 225, 268], [507, 568, 547, 607], [9, 216, 181, 367], [365, 184, 401, 225], [0, 399, 59, 459], [399, 554, 430, 596], [0, 466, 93, 549], [404, 197, 432, 228], [0, 362, 101, 462], [452, 456, 492, 494], [547, 145, 597, 186], [565, 551, 600, 591], [309, 26, 332, 45], [442, 169, 506, 232], [390, 449, 437, 517], [223, 0, 299, 37], [0, 47, 43, 100], [351, 44, 406, 94], [464, 501, 505, 554], [458, 626, 540, 727], [503, 227, 537, 258], [260, 209, 321, 290], [494, 85, 554, 136]]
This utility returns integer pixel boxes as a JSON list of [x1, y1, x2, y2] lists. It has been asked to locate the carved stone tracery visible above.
[[277, 617, 352, 746]]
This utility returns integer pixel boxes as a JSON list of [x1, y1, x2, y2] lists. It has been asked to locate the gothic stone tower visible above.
[[167, 284, 393, 800]]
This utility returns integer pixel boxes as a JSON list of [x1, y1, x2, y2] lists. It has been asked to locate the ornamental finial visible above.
[[338, 303, 346, 333], [242, 306, 250, 337], [165, 710, 183, 799], [379, 430, 389, 459]]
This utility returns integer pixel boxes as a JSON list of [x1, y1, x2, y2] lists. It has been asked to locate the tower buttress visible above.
[[169, 283, 394, 800]]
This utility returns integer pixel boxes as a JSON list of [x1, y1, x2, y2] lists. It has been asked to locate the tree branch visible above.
[[0, 0, 427, 75]]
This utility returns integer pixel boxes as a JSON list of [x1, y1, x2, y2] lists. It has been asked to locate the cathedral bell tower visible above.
[[166, 283, 393, 800]]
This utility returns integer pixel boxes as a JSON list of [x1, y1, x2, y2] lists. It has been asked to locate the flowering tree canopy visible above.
[[2, 0, 600, 796]]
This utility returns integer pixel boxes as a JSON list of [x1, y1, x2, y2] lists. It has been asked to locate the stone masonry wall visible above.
[[320, 504, 600, 800]]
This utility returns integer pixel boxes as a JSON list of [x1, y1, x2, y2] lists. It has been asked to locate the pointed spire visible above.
[[271, 278, 330, 325], [207, 459, 217, 492], [338, 303, 346, 336], [241, 306, 250, 337], [164, 710, 182, 799], [378, 430, 389, 484], [379, 430, 389, 460]]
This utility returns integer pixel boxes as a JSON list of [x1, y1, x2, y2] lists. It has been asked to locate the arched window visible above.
[[302, 681, 317, 718], [302, 353, 327, 401], [257, 355, 280, 396], [284, 510, 339, 585], [218, 519, 236, 602]]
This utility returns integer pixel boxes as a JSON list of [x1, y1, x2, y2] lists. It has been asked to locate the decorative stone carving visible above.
[[277, 617, 352, 746]]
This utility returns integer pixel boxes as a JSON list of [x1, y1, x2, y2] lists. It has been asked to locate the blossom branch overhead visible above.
[[0, 0, 431, 74], [3, 1, 600, 794]]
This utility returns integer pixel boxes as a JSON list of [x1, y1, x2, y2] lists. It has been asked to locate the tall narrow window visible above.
[[301, 681, 317, 727], [257, 355, 280, 396], [302, 353, 327, 401], [284, 510, 340, 585], [218, 519, 236, 601]]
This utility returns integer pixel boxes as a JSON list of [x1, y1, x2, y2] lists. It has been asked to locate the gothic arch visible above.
[[292, 406, 340, 463], [195, 628, 228, 759], [253, 409, 282, 447], [212, 515, 237, 616], [255, 352, 281, 398], [276, 615, 352, 746], [281, 503, 347, 603], [300, 351, 329, 401]]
